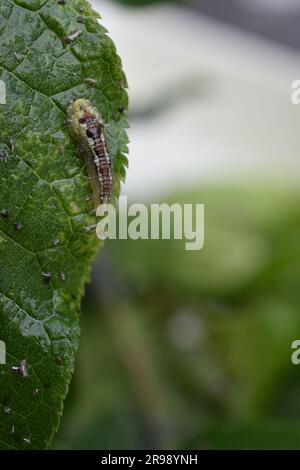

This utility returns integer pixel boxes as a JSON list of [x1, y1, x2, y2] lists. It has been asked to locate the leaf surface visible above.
[[0, 0, 128, 449]]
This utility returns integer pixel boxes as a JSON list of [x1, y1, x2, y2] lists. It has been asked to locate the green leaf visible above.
[[0, 0, 128, 449]]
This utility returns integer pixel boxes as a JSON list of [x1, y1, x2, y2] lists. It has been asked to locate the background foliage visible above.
[[55, 183, 300, 449]]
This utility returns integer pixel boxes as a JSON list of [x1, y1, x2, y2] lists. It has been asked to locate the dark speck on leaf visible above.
[[42, 272, 52, 285], [1, 209, 8, 219], [14, 223, 22, 232], [0, 154, 7, 162]]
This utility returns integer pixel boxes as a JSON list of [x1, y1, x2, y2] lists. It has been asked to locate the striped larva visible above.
[[67, 99, 112, 206]]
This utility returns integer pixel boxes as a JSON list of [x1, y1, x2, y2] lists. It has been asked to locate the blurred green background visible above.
[[54, 0, 300, 449], [54, 183, 300, 449]]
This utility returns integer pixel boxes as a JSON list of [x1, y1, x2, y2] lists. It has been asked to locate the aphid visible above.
[[59, 145, 65, 156], [4, 406, 11, 415], [0, 209, 8, 219], [32, 388, 39, 396], [11, 359, 28, 378], [64, 29, 83, 44], [84, 77, 97, 86], [42, 272, 52, 285], [53, 238, 60, 246], [60, 271, 66, 281], [9, 138, 15, 153], [10, 425, 15, 435], [14, 223, 22, 232], [85, 224, 97, 232], [23, 437, 31, 445], [14, 52, 23, 61], [77, 16, 85, 24], [0, 151, 8, 162], [20, 359, 29, 378], [55, 355, 64, 365], [67, 99, 113, 206]]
